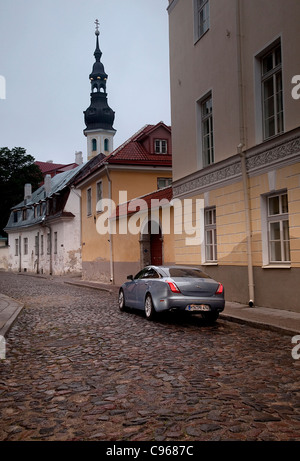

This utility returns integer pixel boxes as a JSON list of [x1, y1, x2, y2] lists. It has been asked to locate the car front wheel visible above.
[[144, 294, 155, 320], [118, 289, 126, 312]]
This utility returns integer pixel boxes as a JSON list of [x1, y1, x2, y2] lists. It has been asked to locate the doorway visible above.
[[140, 220, 163, 267]]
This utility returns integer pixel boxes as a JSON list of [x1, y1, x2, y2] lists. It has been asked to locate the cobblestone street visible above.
[[0, 272, 299, 441]]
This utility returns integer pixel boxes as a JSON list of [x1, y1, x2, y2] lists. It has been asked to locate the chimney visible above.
[[24, 183, 32, 203], [44, 174, 52, 196], [75, 151, 83, 165]]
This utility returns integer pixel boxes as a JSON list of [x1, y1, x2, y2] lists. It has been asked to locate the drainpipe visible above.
[[236, 0, 255, 307], [105, 165, 114, 283]]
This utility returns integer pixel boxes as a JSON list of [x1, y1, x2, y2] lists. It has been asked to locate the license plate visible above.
[[186, 304, 211, 312]]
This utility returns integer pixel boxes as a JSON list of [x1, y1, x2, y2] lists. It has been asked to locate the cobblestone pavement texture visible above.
[[0, 272, 299, 441]]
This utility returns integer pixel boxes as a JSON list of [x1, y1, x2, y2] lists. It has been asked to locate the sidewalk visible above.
[[0, 293, 24, 338], [0, 274, 300, 338]]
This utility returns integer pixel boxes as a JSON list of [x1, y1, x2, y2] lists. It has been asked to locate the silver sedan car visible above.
[[118, 265, 225, 322]]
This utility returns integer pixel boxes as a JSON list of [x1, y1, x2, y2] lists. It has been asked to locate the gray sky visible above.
[[0, 0, 171, 164]]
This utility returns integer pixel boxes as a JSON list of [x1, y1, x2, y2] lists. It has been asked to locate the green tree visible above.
[[0, 147, 43, 237]]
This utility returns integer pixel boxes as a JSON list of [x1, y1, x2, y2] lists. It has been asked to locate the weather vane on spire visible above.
[[95, 19, 100, 36]]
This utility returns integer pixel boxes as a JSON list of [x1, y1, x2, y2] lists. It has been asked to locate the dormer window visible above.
[[22, 209, 27, 221], [155, 139, 167, 154]]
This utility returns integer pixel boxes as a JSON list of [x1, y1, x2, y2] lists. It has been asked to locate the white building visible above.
[[4, 166, 84, 276]]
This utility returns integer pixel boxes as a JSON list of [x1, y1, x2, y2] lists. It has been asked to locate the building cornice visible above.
[[167, 0, 180, 14], [173, 128, 300, 199]]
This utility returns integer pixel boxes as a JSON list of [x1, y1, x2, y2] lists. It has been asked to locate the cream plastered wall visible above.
[[168, 0, 300, 182], [173, 163, 300, 269], [81, 169, 172, 264]]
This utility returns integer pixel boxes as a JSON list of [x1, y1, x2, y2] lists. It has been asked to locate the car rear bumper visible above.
[[154, 295, 225, 313]]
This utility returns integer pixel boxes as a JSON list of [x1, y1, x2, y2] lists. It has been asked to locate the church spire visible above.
[[83, 20, 116, 160], [93, 19, 102, 62]]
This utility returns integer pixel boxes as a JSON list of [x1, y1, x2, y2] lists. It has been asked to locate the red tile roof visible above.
[[106, 122, 172, 166], [35, 161, 78, 176]]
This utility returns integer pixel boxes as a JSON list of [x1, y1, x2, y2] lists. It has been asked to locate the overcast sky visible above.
[[0, 0, 171, 165]]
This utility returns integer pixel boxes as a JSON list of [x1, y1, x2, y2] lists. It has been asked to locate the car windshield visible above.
[[168, 268, 211, 279]]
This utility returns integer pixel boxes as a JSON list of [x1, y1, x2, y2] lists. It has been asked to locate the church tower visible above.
[[83, 20, 116, 160]]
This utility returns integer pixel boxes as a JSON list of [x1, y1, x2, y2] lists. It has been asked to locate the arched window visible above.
[[104, 138, 109, 151], [92, 138, 97, 151]]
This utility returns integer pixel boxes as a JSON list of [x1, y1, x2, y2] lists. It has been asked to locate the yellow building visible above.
[[168, 0, 300, 311], [75, 122, 173, 285]]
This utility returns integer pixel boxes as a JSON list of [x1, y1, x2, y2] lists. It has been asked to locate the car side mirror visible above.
[[127, 275, 133, 281]]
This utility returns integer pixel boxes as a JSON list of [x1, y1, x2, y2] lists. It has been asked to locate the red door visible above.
[[150, 230, 162, 266]]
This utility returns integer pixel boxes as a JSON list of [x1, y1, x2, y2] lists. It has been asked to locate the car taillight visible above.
[[166, 280, 181, 293], [215, 283, 224, 295]]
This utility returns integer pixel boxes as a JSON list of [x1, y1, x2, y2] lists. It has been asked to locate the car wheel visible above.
[[118, 289, 126, 312], [144, 294, 155, 320], [201, 311, 219, 323]]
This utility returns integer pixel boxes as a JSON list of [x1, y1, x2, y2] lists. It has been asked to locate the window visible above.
[[13, 211, 18, 223], [201, 94, 214, 166], [22, 209, 27, 221], [41, 235, 44, 255], [194, 0, 209, 42], [267, 192, 290, 263], [35, 235, 39, 256], [92, 138, 97, 151], [205, 207, 217, 262], [15, 239, 19, 256], [47, 233, 51, 255], [33, 206, 37, 219], [54, 232, 58, 254], [155, 139, 167, 154], [87, 188, 92, 216], [104, 138, 109, 151], [157, 177, 172, 189], [24, 238, 28, 255], [96, 181, 103, 212], [261, 43, 283, 139]]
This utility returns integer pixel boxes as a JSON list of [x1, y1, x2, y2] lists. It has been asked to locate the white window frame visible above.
[[267, 192, 290, 264], [194, 0, 210, 43], [87, 188, 92, 216], [96, 181, 103, 213], [201, 93, 214, 167], [261, 190, 290, 267], [261, 43, 284, 140], [54, 232, 58, 255], [47, 233, 51, 255], [15, 238, 19, 256], [157, 177, 172, 189], [204, 207, 217, 262], [24, 237, 28, 255], [154, 139, 167, 154]]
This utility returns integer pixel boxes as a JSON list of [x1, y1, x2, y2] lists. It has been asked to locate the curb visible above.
[[0, 296, 24, 338], [219, 313, 299, 337]]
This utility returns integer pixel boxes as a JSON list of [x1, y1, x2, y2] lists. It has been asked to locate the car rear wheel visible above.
[[144, 294, 155, 320], [118, 289, 126, 311], [201, 311, 219, 323]]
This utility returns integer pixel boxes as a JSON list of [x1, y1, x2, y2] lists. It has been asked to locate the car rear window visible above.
[[168, 268, 211, 279]]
